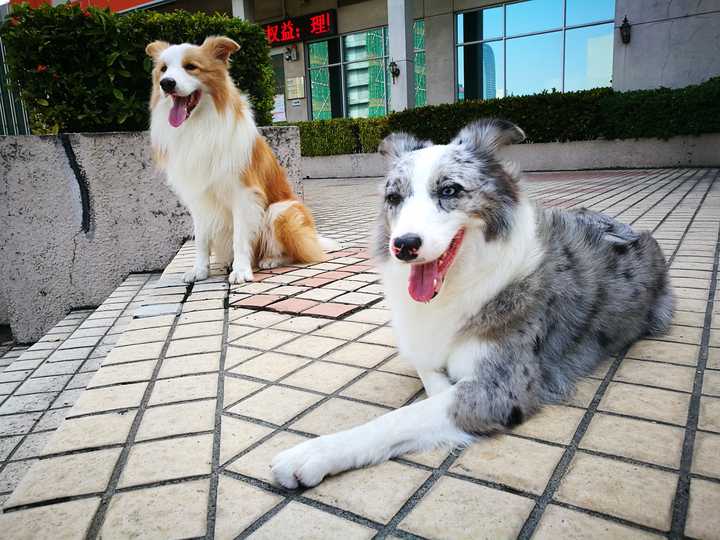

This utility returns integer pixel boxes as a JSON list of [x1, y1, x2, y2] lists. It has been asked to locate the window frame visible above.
[[454, 0, 615, 101]]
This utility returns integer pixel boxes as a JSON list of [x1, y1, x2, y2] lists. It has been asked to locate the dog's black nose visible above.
[[160, 78, 176, 92], [392, 234, 422, 261]]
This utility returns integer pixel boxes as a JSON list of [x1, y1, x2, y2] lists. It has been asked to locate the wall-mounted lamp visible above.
[[620, 16, 632, 44], [284, 45, 298, 62], [388, 60, 400, 83]]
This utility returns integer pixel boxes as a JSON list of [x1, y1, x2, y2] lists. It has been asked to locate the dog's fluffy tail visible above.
[[318, 236, 342, 253], [272, 202, 340, 264]]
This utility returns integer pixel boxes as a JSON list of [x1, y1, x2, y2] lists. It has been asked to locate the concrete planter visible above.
[[301, 133, 720, 179], [0, 126, 301, 341]]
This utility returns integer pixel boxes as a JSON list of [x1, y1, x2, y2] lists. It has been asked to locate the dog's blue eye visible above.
[[440, 184, 462, 198], [386, 193, 402, 206]]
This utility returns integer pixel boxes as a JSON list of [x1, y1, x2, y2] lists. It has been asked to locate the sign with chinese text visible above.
[[263, 10, 337, 46]]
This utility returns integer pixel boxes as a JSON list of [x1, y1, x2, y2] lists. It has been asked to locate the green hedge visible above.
[[296, 77, 720, 156], [1, 4, 275, 132]]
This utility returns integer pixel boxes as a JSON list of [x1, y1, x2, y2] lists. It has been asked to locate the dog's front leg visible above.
[[272, 388, 473, 489], [417, 368, 453, 396], [228, 194, 262, 284], [184, 213, 211, 283]]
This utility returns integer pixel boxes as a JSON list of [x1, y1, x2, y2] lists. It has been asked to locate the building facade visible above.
[[8, 0, 720, 124]]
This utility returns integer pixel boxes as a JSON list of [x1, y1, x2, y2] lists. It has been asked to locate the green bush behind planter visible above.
[[295, 76, 720, 156], [1, 4, 275, 132]]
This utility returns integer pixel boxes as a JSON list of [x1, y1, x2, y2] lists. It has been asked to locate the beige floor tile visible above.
[[87, 359, 156, 388], [276, 335, 345, 358], [345, 308, 391, 325], [229, 352, 310, 381], [358, 326, 396, 347], [148, 373, 218, 405], [226, 431, 308, 483], [115, 325, 171, 347], [580, 413, 685, 468], [227, 324, 257, 343], [137, 399, 216, 441], [614, 359, 695, 392], [325, 342, 395, 368], [315, 321, 375, 340], [241, 311, 292, 328], [290, 397, 388, 435], [215, 476, 282, 540], [307, 460, 429, 523], [219, 416, 273, 464], [671, 310, 706, 328], [534, 504, 662, 539], [103, 342, 164, 365], [180, 310, 225, 325], [402, 446, 453, 468], [249, 501, 374, 540], [225, 346, 261, 368], [692, 431, 720, 479], [341, 372, 422, 408], [42, 411, 135, 454], [6, 448, 121, 507], [119, 434, 213, 487], [400, 476, 534, 539], [698, 396, 720, 433], [625, 340, 698, 366], [652, 324, 704, 345], [451, 434, 564, 494], [173, 320, 223, 340], [555, 453, 678, 530], [272, 316, 329, 334], [599, 382, 690, 425], [567, 377, 601, 407], [234, 329, 297, 351], [158, 352, 220, 378], [166, 335, 223, 357], [223, 377, 264, 407], [708, 347, 720, 370], [703, 370, 720, 396], [227, 385, 322, 425], [513, 405, 585, 444], [101, 480, 209, 539], [0, 497, 101, 540], [685, 478, 720, 540], [282, 361, 364, 393], [377, 355, 418, 377], [69, 382, 147, 416]]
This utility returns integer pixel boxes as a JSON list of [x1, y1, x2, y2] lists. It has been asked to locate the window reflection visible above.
[[507, 32, 562, 95], [566, 0, 615, 26], [457, 41, 504, 101], [506, 0, 563, 36], [564, 23, 614, 91]]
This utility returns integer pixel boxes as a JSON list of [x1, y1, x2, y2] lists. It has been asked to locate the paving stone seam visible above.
[[669, 218, 720, 537], [84, 279, 193, 538]]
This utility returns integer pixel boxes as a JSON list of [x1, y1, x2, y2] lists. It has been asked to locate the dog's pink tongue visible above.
[[168, 96, 188, 128], [408, 261, 439, 303]]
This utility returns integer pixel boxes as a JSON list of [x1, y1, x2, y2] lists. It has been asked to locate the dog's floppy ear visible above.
[[202, 36, 240, 63], [146, 40, 169, 59], [452, 119, 525, 155], [378, 133, 432, 162]]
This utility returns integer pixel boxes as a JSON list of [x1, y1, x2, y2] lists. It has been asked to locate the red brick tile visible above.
[[341, 264, 373, 273], [303, 303, 357, 318], [317, 271, 354, 280], [294, 277, 335, 287], [233, 294, 282, 307], [252, 273, 274, 282], [268, 298, 319, 314]]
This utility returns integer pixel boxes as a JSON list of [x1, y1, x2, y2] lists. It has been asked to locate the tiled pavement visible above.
[[1, 168, 719, 539]]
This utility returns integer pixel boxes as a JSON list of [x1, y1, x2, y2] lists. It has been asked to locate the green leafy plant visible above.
[[293, 77, 720, 156], [1, 3, 275, 133]]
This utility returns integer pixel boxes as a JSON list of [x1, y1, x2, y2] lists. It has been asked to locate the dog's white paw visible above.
[[183, 266, 209, 283], [228, 266, 254, 284], [258, 257, 286, 270], [271, 437, 338, 489]]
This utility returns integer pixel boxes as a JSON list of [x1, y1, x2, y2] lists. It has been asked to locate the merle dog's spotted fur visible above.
[[376, 120, 674, 434]]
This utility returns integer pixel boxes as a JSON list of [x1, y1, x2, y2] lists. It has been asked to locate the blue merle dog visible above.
[[272, 119, 673, 488]]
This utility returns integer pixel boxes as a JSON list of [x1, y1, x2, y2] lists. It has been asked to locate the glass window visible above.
[[309, 65, 343, 119], [456, 1, 614, 100], [506, 32, 562, 95], [506, 0, 563, 36], [456, 6, 503, 43], [457, 41, 504, 101], [564, 23, 614, 91], [414, 19, 426, 107], [308, 40, 340, 68], [566, 0, 615, 26]]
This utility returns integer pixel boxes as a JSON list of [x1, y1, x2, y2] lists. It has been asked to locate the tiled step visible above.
[[0, 273, 161, 508]]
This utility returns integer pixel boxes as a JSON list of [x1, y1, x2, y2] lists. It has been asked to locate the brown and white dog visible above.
[[146, 36, 338, 283]]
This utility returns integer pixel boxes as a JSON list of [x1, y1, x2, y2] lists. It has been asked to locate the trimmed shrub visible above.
[[296, 118, 359, 156], [1, 3, 275, 132], [293, 77, 720, 155]]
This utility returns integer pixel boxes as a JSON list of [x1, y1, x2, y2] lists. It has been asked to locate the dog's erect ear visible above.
[[145, 41, 169, 59], [202, 36, 241, 63], [452, 119, 525, 155], [378, 133, 432, 162]]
